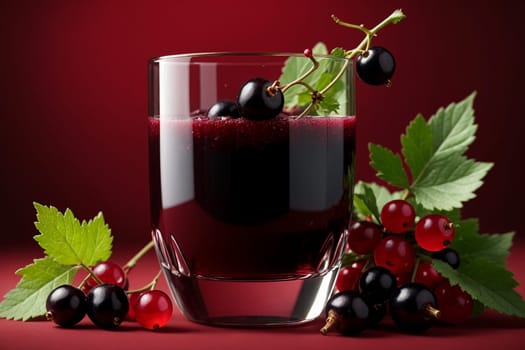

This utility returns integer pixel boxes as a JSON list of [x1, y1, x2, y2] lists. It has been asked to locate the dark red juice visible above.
[[149, 115, 356, 280]]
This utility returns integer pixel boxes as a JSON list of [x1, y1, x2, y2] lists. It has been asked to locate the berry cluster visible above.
[[323, 199, 474, 335], [45, 258, 173, 330]]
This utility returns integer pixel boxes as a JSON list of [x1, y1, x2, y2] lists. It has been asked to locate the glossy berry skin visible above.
[[389, 283, 439, 333], [367, 302, 387, 327], [433, 248, 460, 269], [414, 261, 445, 289], [356, 46, 396, 86], [359, 266, 396, 304], [415, 214, 455, 252], [321, 291, 370, 335], [84, 261, 127, 292], [46, 285, 86, 327], [134, 290, 173, 330], [237, 78, 284, 120], [374, 236, 416, 275], [125, 292, 141, 321], [86, 284, 129, 329], [206, 100, 240, 118], [434, 281, 473, 324], [380, 200, 415, 234], [336, 261, 365, 292], [347, 221, 382, 254]]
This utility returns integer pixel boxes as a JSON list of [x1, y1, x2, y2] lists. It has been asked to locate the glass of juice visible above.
[[148, 52, 356, 326]]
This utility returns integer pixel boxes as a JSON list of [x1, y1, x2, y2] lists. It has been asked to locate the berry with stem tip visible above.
[[347, 221, 382, 254], [356, 46, 396, 86], [45, 285, 86, 327], [389, 282, 440, 333], [380, 199, 415, 234], [415, 214, 455, 252], [320, 290, 370, 335], [237, 78, 284, 120], [86, 284, 129, 330], [134, 290, 173, 330]]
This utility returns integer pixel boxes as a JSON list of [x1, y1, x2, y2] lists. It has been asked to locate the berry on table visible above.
[[356, 46, 396, 86], [415, 214, 455, 252], [434, 281, 473, 324], [373, 236, 416, 275], [389, 282, 440, 333], [133, 290, 173, 330], [45, 285, 86, 327], [320, 290, 370, 335], [86, 284, 129, 330], [380, 199, 415, 234], [237, 78, 284, 120], [347, 221, 382, 254]]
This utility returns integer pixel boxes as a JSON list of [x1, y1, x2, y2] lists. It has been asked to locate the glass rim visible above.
[[150, 51, 352, 63]]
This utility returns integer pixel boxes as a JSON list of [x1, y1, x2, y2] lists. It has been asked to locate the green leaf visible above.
[[411, 155, 493, 210], [409, 198, 462, 223], [450, 219, 514, 266], [401, 114, 433, 180], [354, 183, 381, 223], [369, 143, 410, 188], [33, 203, 112, 266], [428, 91, 478, 160], [0, 257, 79, 321], [433, 258, 525, 318]]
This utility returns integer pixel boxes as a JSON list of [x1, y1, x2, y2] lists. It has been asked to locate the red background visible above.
[[1, 1, 525, 349], [1, 0, 524, 248]]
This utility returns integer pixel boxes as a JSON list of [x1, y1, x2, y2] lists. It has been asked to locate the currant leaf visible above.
[[401, 114, 433, 180], [0, 257, 79, 321], [353, 181, 403, 221], [33, 202, 112, 266], [432, 258, 525, 318], [369, 143, 410, 188]]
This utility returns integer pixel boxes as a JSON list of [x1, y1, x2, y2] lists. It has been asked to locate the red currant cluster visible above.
[[45, 260, 173, 330], [323, 199, 473, 335]]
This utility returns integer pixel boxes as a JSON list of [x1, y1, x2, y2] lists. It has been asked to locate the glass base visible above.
[[160, 266, 339, 327]]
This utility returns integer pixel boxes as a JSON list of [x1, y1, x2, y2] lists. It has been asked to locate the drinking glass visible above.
[[148, 52, 356, 326]]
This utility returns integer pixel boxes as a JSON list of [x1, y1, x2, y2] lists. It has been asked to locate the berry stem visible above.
[[410, 257, 421, 283], [127, 270, 162, 294], [319, 9, 406, 97], [123, 240, 155, 273], [79, 263, 104, 285]]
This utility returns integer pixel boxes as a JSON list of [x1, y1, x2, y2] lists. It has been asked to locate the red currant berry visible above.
[[434, 281, 473, 324], [84, 261, 127, 292], [134, 290, 173, 330], [303, 48, 313, 57], [380, 200, 415, 234], [347, 221, 382, 254], [374, 236, 416, 275], [336, 261, 365, 292], [414, 261, 445, 289], [125, 292, 141, 321], [415, 214, 455, 252]]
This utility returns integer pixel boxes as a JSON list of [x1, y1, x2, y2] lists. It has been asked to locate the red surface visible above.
[[0, 244, 524, 350]]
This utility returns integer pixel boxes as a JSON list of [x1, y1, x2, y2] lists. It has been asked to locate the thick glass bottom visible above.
[[160, 265, 339, 327]]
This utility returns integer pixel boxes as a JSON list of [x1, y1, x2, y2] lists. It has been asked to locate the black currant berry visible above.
[[237, 78, 284, 120], [207, 100, 241, 118], [45, 285, 86, 327], [356, 46, 395, 86], [433, 248, 460, 269], [367, 301, 387, 327], [389, 283, 440, 333], [320, 291, 370, 336], [86, 284, 129, 330], [359, 266, 396, 304]]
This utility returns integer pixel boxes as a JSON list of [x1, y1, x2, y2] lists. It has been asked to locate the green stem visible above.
[[80, 263, 104, 285], [123, 240, 155, 273], [319, 9, 406, 96], [127, 270, 162, 294], [410, 257, 421, 283], [401, 189, 411, 201]]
